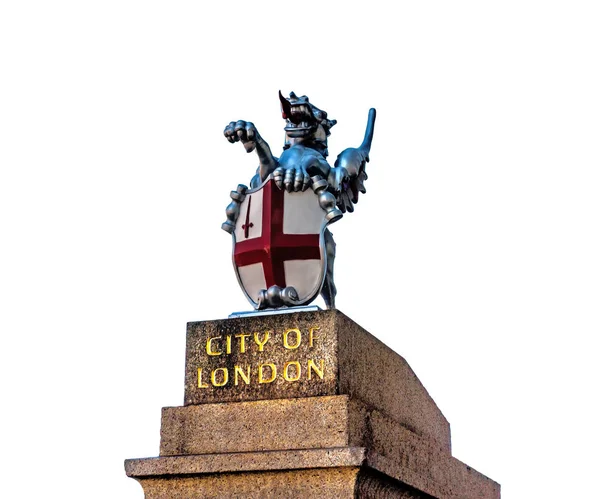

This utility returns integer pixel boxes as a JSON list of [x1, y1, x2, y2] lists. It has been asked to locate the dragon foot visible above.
[[256, 285, 302, 310]]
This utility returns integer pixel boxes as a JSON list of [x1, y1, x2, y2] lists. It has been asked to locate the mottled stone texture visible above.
[[133, 468, 361, 499], [130, 467, 433, 499], [185, 309, 450, 451], [160, 396, 351, 456], [126, 310, 501, 498]]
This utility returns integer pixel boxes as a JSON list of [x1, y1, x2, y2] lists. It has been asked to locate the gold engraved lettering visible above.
[[234, 365, 251, 385], [258, 363, 277, 383], [309, 327, 320, 347], [211, 367, 229, 387], [254, 331, 270, 352], [226, 335, 232, 354], [308, 359, 325, 380], [197, 367, 209, 388], [283, 328, 301, 350], [283, 361, 301, 381], [206, 336, 222, 356], [235, 333, 251, 353]]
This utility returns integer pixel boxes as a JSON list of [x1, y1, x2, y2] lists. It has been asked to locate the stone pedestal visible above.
[[125, 310, 500, 498]]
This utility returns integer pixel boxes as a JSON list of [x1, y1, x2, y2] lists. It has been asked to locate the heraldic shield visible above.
[[228, 175, 340, 310]]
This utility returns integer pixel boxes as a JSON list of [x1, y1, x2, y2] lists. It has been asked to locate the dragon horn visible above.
[[359, 108, 377, 154]]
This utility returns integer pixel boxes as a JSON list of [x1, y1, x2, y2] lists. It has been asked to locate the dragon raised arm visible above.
[[223, 120, 279, 188]]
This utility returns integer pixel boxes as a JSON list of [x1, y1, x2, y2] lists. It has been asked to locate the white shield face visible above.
[[231, 177, 328, 307]]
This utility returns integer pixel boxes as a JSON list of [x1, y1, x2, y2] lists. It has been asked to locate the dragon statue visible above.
[[223, 91, 376, 309]]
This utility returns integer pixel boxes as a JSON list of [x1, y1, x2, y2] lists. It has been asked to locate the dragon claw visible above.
[[284, 168, 295, 192], [302, 175, 311, 191], [273, 167, 285, 189]]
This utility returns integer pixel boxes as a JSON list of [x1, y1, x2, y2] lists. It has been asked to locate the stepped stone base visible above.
[[125, 310, 500, 498]]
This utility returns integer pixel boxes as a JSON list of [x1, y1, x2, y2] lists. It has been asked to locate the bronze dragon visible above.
[[224, 91, 376, 309]]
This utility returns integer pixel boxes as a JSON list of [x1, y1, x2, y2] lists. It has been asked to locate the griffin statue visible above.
[[222, 91, 376, 310]]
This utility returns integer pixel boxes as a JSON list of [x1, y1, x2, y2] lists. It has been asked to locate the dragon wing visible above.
[[329, 108, 376, 213]]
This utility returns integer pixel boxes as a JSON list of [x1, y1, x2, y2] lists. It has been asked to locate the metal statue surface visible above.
[[222, 91, 376, 310]]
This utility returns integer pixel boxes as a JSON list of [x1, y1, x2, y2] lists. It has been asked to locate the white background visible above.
[[1, 2, 599, 497]]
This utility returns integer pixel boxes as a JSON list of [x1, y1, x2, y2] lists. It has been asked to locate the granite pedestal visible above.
[[125, 310, 500, 498]]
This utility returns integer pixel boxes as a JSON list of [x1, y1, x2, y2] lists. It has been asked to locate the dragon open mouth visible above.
[[280, 91, 319, 138], [284, 122, 314, 137]]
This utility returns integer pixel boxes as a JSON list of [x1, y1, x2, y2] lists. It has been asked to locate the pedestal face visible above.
[[185, 309, 450, 451], [126, 310, 500, 498]]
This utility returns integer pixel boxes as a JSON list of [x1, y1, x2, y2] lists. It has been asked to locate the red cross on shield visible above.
[[231, 177, 329, 308]]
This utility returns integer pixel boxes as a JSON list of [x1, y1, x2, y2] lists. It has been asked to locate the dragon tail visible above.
[[359, 108, 377, 154]]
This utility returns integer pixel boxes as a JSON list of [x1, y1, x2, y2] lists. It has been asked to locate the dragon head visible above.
[[279, 91, 337, 156]]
